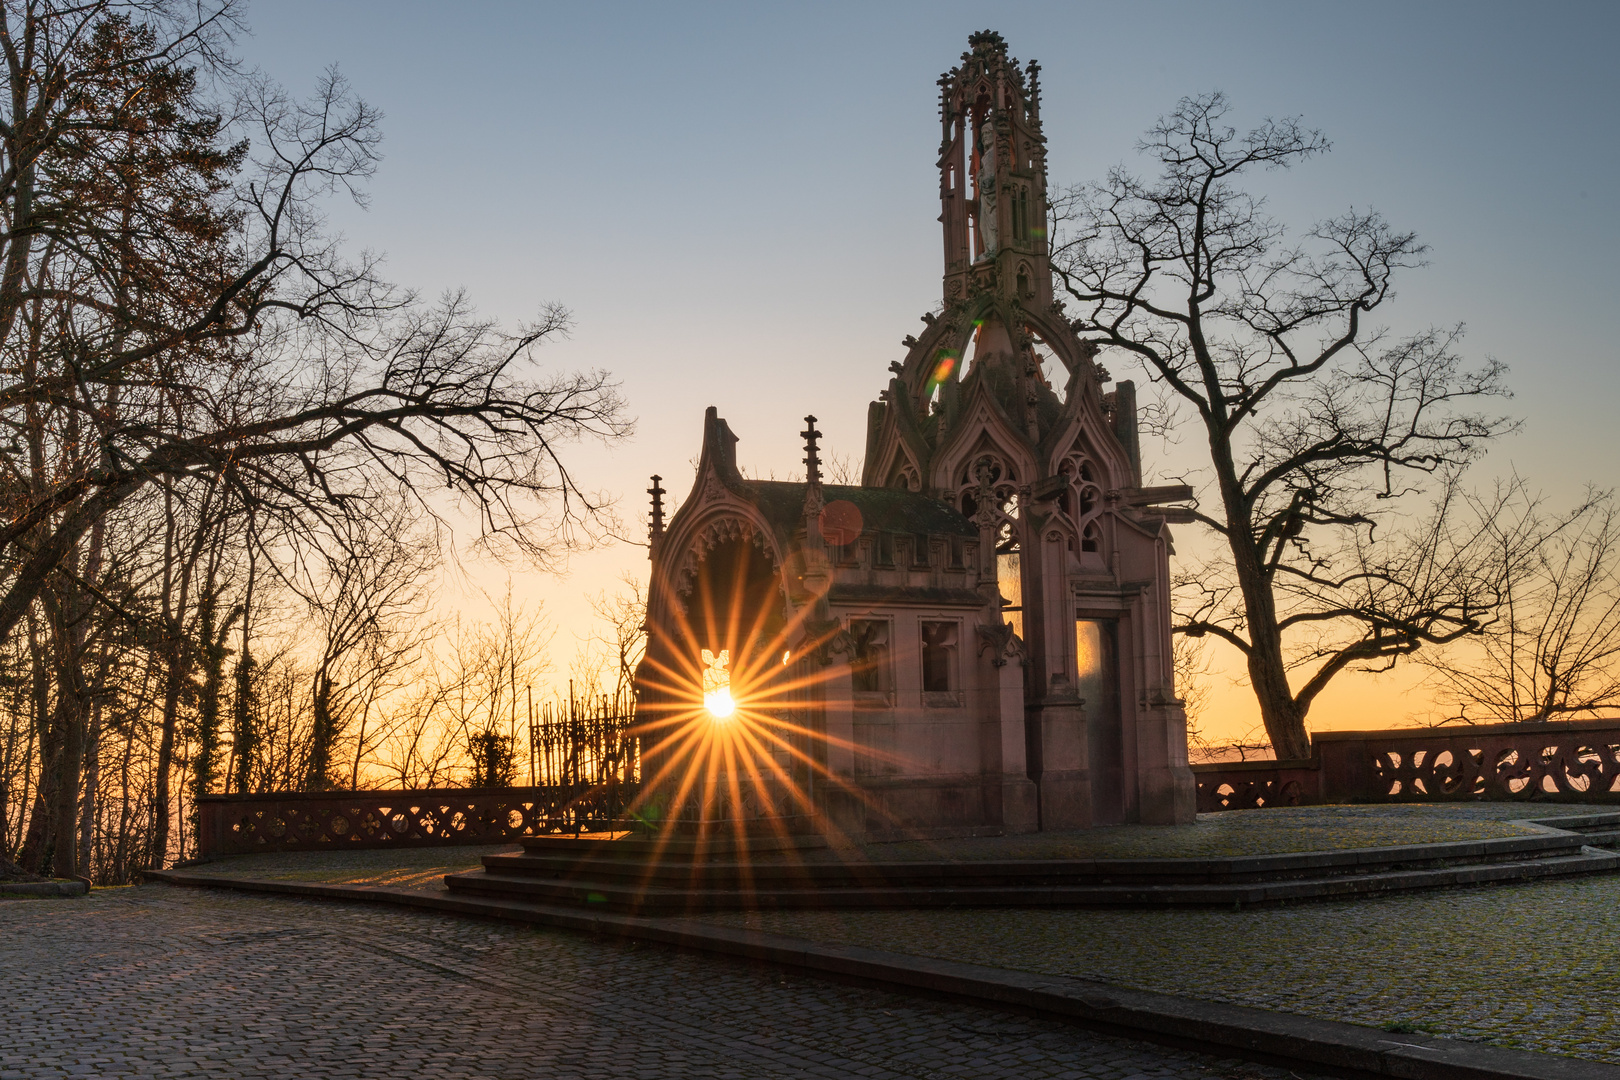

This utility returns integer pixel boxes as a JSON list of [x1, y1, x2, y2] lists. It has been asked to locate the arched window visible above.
[[849, 620, 890, 696], [921, 621, 958, 695]]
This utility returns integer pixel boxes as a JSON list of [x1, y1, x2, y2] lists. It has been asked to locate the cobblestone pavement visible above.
[[709, 871, 1620, 1063], [2, 885, 1329, 1080]]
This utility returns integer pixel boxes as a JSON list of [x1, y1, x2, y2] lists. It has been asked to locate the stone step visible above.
[[1525, 811, 1620, 833], [474, 831, 1597, 891], [442, 847, 1620, 913], [520, 833, 829, 857]]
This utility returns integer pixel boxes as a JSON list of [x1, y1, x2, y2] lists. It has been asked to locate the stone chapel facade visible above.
[[635, 32, 1196, 838]]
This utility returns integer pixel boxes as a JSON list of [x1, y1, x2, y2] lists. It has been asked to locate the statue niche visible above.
[[974, 116, 998, 259]]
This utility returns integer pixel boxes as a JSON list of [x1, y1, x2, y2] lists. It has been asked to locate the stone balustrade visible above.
[[199, 718, 1620, 850], [1192, 717, 1620, 812], [195, 783, 636, 858], [1191, 758, 1321, 813]]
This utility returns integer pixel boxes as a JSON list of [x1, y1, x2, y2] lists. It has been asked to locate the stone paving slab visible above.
[[152, 871, 1618, 1080], [700, 870, 1620, 1064], [147, 804, 1620, 1069], [1, 883, 1336, 1080], [770, 805, 1590, 863], [182, 844, 517, 891]]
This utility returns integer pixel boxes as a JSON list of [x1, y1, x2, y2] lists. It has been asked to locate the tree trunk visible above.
[[192, 597, 233, 812], [230, 645, 255, 793], [307, 670, 335, 790], [1209, 424, 1314, 760], [230, 541, 258, 793], [49, 681, 88, 880], [78, 682, 103, 880], [150, 655, 185, 870], [111, 721, 135, 882], [49, 521, 102, 883], [1235, 558, 1312, 759], [17, 612, 57, 874]]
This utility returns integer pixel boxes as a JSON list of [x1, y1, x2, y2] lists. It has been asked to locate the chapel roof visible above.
[[738, 480, 976, 541]]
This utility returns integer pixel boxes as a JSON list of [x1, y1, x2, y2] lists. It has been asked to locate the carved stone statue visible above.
[[976, 118, 998, 259]]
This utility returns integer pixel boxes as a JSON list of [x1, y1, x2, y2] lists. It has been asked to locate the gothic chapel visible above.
[[636, 32, 1196, 837]]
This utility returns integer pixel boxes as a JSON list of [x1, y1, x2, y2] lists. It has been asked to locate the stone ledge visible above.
[[495, 828, 1609, 881], [1, 878, 88, 898], [470, 850, 1620, 909], [148, 870, 1618, 1080]]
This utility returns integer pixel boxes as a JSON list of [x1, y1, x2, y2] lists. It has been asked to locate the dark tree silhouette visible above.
[[1424, 487, 1620, 725], [1053, 93, 1514, 758], [0, 2, 629, 652], [0, 2, 630, 875]]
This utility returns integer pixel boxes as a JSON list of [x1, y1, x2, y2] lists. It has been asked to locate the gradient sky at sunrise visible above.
[[237, 1, 1620, 741]]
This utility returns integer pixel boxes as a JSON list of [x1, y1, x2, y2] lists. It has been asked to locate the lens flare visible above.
[[818, 499, 864, 546], [925, 352, 957, 396], [704, 686, 735, 719], [630, 542, 921, 856], [701, 648, 734, 719]]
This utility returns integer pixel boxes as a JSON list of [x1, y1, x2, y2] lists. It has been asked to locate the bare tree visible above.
[[374, 590, 551, 789], [0, 3, 635, 876], [1423, 487, 1620, 724], [0, 4, 631, 654], [573, 574, 646, 703], [297, 506, 434, 790], [1052, 92, 1514, 758]]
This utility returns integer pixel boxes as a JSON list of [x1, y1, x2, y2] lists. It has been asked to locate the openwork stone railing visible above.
[[196, 783, 638, 858], [1192, 717, 1620, 813], [1191, 758, 1320, 812]]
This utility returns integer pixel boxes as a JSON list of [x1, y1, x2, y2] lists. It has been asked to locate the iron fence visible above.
[[197, 691, 641, 856]]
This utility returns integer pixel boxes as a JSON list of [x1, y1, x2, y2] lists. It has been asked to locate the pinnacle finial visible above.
[[647, 475, 666, 541], [967, 29, 1007, 54], [801, 415, 823, 488]]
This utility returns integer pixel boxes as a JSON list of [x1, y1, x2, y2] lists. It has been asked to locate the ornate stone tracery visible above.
[[1055, 450, 1106, 554], [976, 621, 1026, 668], [671, 513, 779, 600], [957, 453, 1020, 528]]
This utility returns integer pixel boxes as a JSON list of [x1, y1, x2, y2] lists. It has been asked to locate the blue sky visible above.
[[237, 1, 1620, 731]]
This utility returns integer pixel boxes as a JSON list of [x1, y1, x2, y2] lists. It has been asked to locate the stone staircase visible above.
[[441, 815, 1620, 914], [1528, 810, 1620, 847]]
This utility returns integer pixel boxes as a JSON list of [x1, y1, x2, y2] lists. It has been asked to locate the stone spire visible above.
[[801, 415, 828, 561], [647, 474, 666, 543], [798, 414, 837, 644], [937, 30, 1052, 310], [801, 415, 823, 491]]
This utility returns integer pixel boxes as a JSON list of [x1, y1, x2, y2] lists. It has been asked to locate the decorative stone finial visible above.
[[647, 475, 666, 541], [801, 416, 823, 488], [967, 29, 1007, 53]]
